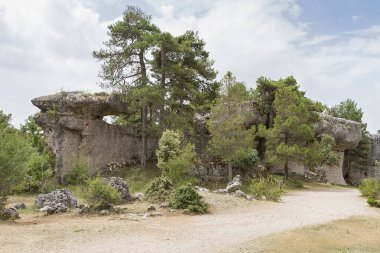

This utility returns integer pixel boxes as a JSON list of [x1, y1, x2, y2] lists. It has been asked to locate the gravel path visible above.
[[1, 187, 379, 253]]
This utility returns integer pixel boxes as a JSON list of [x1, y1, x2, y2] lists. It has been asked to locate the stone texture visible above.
[[35, 189, 77, 214], [314, 113, 362, 151], [105, 177, 131, 201], [3, 208, 19, 219], [226, 175, 242, 193], [32, 91, 156, 183], [13, 203, 26, 210]]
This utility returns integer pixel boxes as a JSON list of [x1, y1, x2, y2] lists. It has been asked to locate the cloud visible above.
[[148, 0, 380, 132], [0, 0, 107, 126], [1, 0, 380, 133]]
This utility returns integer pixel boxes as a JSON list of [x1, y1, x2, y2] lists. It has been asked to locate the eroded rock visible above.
[[3, 208, 19, 219], [36, 189, 77, 214], [226, 175, 242, 193], [105, 177, 132, 201]]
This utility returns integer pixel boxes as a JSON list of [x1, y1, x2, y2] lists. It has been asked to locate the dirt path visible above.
[[1, 187, 379, 253]]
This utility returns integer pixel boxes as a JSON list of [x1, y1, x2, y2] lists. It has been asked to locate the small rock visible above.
[[195, 186, 210, 192], [13, 203, 26, 209], [99, 210, 110, 216], [3, 208, 19, 219], [147, 205, 156, 212], [212, 189, 227, 194], [159, 203, 167, 208], [131, 192, 144, 201], [226, 175, 242, 193], [234, 190, 248, 199]]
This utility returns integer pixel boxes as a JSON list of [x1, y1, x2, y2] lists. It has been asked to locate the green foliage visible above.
[[65, 159, 90, 186], [169, 185, 208, 214], [0, 111, 33, 208], [250, 175, 283, 201], [305, 135, 339, 170], [327, 99, 364, 127], [156, 130, 196, 183], [367, 197, 380, 208], [145, 176, 174, 203], [359, 178, 380, 198], [285, 177, 304, 189], [208, 72, 258, 176], [85, 177, 121, 210], [263, 83, 319, 178]]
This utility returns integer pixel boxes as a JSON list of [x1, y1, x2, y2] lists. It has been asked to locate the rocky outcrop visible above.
[[314, 113, 362, 151], [32, 91, 156, 183], [226, 175, 242, 193], [105, 177, 131, 201], [35, 189, 77, 214]]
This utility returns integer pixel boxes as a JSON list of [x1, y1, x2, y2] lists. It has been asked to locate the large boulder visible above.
[[105, 177, 132, 201], [314, 113, 362, 151], [3, 208, 19, 219], [226, 175, 242, 193], [36, 189, 77, 214]]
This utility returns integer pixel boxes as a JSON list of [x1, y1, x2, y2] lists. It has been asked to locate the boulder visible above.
[[3, 208, 19, 219], [13, 203, 26, 209], [234, 190, 248, 199], [131, 192, 144, 201], [314, 113, 362, 151], [105, 177, 132, 201], [226, 175, 242, 193], [36, 189, 77, 215]]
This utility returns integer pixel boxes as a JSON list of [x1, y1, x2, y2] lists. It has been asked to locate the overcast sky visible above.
[[1, 0, 380, 132]]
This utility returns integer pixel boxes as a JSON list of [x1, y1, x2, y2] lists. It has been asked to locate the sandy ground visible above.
[[1, 186, 379, 253]]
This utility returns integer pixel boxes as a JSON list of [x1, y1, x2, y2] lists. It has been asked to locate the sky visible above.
[[1, 0, 380, 132]]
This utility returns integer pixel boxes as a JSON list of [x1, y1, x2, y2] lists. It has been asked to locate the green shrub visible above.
[[169, 185, 208, 214], [65, 159, 90, 186], [367, 197, 380, 208], [145, 177, 174, 203], [85, 177, 121, 210], [251, 175, 283, 202], [156, 130, 196, 183], [359, 178, 380, 198], [285, 178, 304, 189]]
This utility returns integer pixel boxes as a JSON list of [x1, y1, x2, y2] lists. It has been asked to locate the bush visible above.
[[156, 130, 196, 183], [85, 177, 121, 210], [359, 178, 380, 198], [145, 177, 174, 203], [285, 178, 304, 189], [367, 197, 380, 208], [251, 175, 283, 202], [65, 159, 90, 186], [169, 185, 209, 214]]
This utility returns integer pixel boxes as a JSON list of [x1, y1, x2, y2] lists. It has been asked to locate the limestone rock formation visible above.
[[32, 91, 156, 183], [3, 208, 19, 219], [314, 113, 362, 151], [226, 175, 242, 193], [104, 177, 132, 201], [35, 189, 77, 214]]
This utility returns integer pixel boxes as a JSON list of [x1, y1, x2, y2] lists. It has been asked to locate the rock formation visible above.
[[32, 91, 156, 183]]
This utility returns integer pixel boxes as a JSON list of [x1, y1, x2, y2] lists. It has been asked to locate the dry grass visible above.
[[240, 216, 380, 253]]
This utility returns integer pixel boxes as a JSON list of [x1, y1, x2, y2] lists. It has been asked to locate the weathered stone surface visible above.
[[131, 192, 144, 201], [13, 203, 26, 210], [3, 208, 19, 219], [35, 189, 77, 215], [314, 113, 362, 151], [105, 177, 131, 201], [226, 175, 242, 193], [195, 186, 210, 192], [32, 91, 156, 183]]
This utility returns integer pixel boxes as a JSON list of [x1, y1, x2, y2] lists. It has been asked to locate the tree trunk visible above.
[[139, 49, 148, 169], [284, 159, 289, 179], [141, 105, 148, 169], [159, 48, 166, 127], [227, 161, 233, 182]]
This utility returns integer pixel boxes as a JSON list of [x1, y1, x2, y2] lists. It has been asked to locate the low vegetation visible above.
[[169, 185, 209, 214], [84, 177, 121, 210], [359, 178, 380, 199], [145, 176, 174, 203], [250, 175, 284, 202], [65, 159, 90, 186]]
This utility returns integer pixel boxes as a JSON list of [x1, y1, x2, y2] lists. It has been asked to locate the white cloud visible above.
[[0, 0, 107, 126], [1, 0, 380, 133]]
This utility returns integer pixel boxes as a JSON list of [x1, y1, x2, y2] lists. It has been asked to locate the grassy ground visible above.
[[243, 216, 380, 253]]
